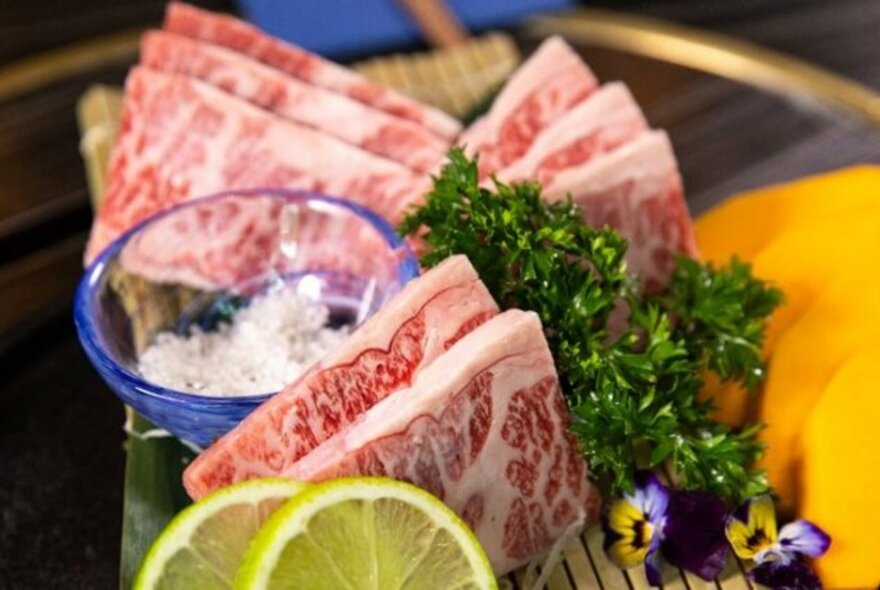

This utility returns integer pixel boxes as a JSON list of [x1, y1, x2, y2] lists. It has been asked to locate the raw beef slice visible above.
[[118, 193, 404, 292], [183, 255, 500, 499], [545, 131, 699, 291], [495, 82, 648, 187], [140, 31, 448, 174], [289, 309, 600, 575], [87, 66, 427, 263], [163, 2, 461, 140], [457, 36, 598, 178]]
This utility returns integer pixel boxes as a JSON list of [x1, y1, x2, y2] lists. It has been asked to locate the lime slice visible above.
[[235, 476, 498, 590], [135, 478, 307, 590]]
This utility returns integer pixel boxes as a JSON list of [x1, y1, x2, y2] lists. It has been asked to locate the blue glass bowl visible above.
[[74, 189, 420, 447]]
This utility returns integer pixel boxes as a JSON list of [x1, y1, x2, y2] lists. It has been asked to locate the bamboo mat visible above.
[[77, 36, 753, 590], [353, 32, 519, 118]]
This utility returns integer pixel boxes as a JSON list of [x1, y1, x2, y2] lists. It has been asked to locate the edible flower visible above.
[[603, 472, 729, 586], [660, 489, 729, 580], [603, 472, 668, 584], [725, 495, 830, 589]]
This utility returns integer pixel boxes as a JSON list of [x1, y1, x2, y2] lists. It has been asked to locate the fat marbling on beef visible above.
[[495, 82, 648, 187], [457, 36, 598, 178], [288, 309, 600, 575], [163, 2, 461, 140], [183, 255, 500, 499], [87, 66, 429, 263], [545, 131, 699, 291], [140, 31, 448, 174]]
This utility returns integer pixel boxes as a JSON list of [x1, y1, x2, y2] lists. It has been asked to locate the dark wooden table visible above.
[[1, 1, 878, 587]]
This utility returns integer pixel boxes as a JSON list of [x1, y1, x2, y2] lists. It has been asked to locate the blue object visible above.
[[236, 0, 574, 58], [74, 190, 420, 447]]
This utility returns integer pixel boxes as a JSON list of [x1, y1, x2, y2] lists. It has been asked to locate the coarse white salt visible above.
[[137, 286, 349, 396]]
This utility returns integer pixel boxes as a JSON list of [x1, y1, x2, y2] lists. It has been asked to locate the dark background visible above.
[[1, 1, 878, 587]]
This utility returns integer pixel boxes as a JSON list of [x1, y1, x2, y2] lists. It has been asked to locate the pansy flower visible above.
[[661, 489, 729, 580], [725, 495, 830, 589], [603, 472, 728, 586], [604, 472, 669, 584]]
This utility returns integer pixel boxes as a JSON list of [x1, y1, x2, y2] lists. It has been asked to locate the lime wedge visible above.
[[235, 477, 498, 590], [135, 478, 307, 590]]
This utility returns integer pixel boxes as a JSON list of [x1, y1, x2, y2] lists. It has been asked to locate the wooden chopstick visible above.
[[398, 0, 469, 48]]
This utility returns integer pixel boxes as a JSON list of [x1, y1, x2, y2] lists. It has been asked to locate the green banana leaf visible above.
[[119, 412, 194, 589]]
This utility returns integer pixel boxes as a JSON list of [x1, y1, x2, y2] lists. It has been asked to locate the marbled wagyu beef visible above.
[[163, 2, 461, 140], [183, 255, 500, 498], [495, 82, 648, 188], [86, 67, 427, 262], [141, 31, 448, 173], [543, 131, 699, 291], [117, 193, 403, 291], [288, 309, 600, 575], [456, 37, 696, 290], [457, 36, 599, 178]]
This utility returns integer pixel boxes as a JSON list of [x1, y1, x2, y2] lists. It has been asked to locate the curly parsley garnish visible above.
[[400, 149, 781, 504]]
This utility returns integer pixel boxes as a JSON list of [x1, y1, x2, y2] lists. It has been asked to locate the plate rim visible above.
[[2, 9, 879, 127]]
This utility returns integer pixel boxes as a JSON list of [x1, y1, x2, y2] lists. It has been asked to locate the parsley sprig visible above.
[[400, 150, 781, 504]]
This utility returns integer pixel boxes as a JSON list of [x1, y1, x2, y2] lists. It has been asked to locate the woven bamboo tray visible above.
[[77, 36, 753, 589]]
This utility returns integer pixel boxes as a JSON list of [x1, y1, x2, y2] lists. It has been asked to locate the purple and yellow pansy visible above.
[[603, 472, 669, 584], [725, 495, 830, 589]]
